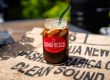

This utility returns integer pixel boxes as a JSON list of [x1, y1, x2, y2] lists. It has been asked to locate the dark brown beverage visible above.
[[43, 19, 69, 64]]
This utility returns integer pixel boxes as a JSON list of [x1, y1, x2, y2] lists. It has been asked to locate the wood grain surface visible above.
[[0, 20, 44, 41]]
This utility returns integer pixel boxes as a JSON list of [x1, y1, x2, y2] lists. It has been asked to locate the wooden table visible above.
[[0, 19, 90, 42], [0, 19, 44, 41]]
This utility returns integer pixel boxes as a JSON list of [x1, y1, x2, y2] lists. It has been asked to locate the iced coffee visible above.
[[43, 19, 68, 64]]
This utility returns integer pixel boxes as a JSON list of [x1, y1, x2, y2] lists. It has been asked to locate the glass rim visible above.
[[44, 18, 67, 28]]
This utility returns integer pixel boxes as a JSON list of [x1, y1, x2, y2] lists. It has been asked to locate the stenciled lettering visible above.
[[95, 60, 102, 69], [73, 71, 85, 80], [33, 54, 45, 63], [94, 73, 105, 80], [18, 51, 31, 58], [25, 66, 40, 76], [76, 59, 87, 68], [84, 47, 110, 57], [25, 66, 54, 77], [18, 51, 45, 63], [92, 48, 99, 56], [64, 57, 102, 69], [54, 67, 105, 80], [100, 49, 110, 57], [11, 62, 53, 77], [83, 72, 95, 80], [105, 61, 110, 70], [69, 45, 110, 57], [69, 45, 76, 53], [69, 33, 76, 42], [72, 46, 82, 55], [11, 62, 29, 73], [84, 47, 93, 56], [87, 60, 96, 68], [54, 67, 66, 74], [63, 69, 75, 77]]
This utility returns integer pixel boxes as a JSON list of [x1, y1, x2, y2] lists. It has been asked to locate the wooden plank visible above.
[[1, 20, 44, 41], [0, 25, 5, 32]]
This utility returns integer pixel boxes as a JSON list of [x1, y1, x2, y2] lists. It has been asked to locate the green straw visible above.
[[58, 6, 71, 27]]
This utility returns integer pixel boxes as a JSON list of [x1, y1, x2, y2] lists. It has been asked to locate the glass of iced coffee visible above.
[[43, 19, 69, 64]]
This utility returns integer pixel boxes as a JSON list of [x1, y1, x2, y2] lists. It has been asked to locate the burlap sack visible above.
[[0, 28, 110, 80]]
